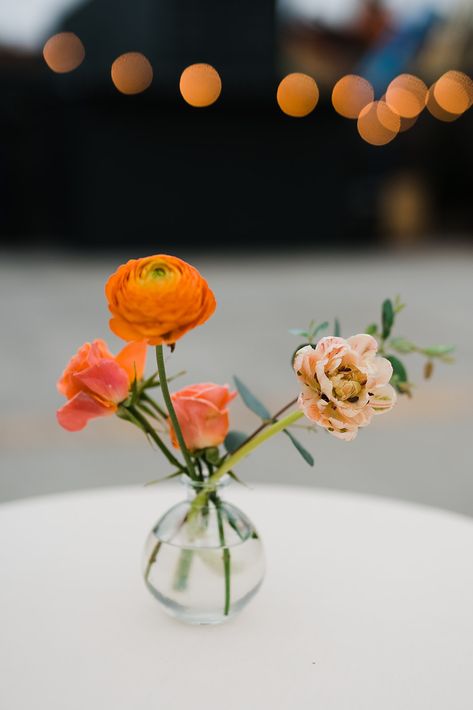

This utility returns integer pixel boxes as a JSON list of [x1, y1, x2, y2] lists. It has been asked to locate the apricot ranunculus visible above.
[[168, 383, 237, 451], [105, 254, 216, 346], [294, 334, 396, 441], [57, 339, 147, 432]]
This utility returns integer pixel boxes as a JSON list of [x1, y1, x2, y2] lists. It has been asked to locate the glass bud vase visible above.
[[143, 476, 265, 625]]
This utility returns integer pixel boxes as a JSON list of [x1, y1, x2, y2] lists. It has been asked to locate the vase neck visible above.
[[181, 474, 229, 502]]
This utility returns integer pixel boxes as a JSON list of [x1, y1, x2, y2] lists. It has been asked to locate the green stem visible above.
[[213, 495, 231, 616], [141, 392, 167, 419], [127, 405, 184, 471], [144, 539, 162, 581], [155, 345, 197, 481], [191, 409, 303, 513]]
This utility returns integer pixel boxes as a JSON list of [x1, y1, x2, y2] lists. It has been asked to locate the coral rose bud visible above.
[[293, 334, 396, 441], [57, 339, 147, 431], [168, 383, 237, 451], [105, 254, 216, 345]]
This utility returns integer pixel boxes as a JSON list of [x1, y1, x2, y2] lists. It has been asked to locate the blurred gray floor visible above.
[[0, 248, 472, 515]]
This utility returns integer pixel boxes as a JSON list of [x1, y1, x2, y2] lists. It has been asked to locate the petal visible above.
[[171, 397, 229, 451], [370, 384, 397, 415], [57, 392, 116, 431], [370, 356, 393, 387], [74, 360, 130, 404], [347, 334, 379, 357], [115, 340, 148, 382]]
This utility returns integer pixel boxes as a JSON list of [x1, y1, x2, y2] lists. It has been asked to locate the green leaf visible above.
[[389, 337, 415, 354], [382, 299, 394, 340], [365, 323, 378, 336], [386, 354, 408, 387], [144, 471, 183, 486], [420, 345, 455, 357], [203, 447, 220, 465], [233, 376, 271, 420], [289, 328, 310, 338], [310, 321, 329, 340], [283, 429, 314, 466], [334, 318, 341, 337], [226, 470, 249, 488], [224, 430, 249, 454]]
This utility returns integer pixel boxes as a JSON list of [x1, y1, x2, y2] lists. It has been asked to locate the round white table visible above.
[[1, 485, 473, 710]]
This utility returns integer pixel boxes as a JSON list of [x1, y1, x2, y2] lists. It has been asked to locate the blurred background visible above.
[[0, 0, 472, 513]]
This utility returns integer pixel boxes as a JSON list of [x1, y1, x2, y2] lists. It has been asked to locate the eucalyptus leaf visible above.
[[224, 430, 249, 454], [382, 299, 394, 340], [389, 337, 415, 354], [334, 318, 341, 337], [311, 321, 329, 339], [289, 328, 310, 338], [421, 345, 455, 357], [284, 429, 314, 466], [233, 376, 271, 419], [386, 355, 408, 385]]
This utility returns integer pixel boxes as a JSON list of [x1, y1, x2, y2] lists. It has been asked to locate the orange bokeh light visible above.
[[277, 73, 319, 117], [43, 32, 85, 74], [179, 64, 222, 107], [399, 114, 418, 133], [331, 75, 374, 119], [385, 74, 427, 118], [357, 101, 400, 145], [433, 71, 473, 115], [425, 84, 461, 122], [111, 53, 153, 95]]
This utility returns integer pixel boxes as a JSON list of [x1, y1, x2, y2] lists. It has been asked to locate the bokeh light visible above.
[[179, 64, 222, 107], [331, 75, 374, 119], [425, 84, 461, 122], [385, 74, 427, 119], [433, 71, 473, 115], [357, 101, 400, 145], [276, 73, 319, 117], [111, 52, 153, 95], [43, 32, 85, 74], [399, 114, 418, 133]]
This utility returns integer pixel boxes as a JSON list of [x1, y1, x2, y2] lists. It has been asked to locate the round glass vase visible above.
[[143, 476, 265, 625]]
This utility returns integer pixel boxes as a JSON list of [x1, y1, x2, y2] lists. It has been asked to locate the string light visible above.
[[332, 75, 374, 119], [179, 64, 222, 107], [433, 71, 473, 115], [43, 32, 85, 73], [425, 85, 461, 122], [111, 52, 153, 95], [385, 74, 427, 119], [276, 73, 319, 117], [357, 101, 400, 145]]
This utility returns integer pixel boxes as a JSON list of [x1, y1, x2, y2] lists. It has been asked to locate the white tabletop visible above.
[[1, 485, 473, 710]]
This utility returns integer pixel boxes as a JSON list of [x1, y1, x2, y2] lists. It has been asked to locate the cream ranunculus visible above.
[[293, 334, 396, 441]]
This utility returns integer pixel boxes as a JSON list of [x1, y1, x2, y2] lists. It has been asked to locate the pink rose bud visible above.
[[169, 383, 237, 451]]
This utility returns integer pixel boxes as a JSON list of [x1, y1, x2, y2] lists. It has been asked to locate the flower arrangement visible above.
[[57, 254, 454, 623]]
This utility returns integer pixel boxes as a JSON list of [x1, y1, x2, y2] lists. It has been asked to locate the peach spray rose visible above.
[[293, 334, 396, 441]]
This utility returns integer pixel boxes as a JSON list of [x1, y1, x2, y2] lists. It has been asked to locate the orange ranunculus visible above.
[[105, 255, 216, 345], [168, 383, 237, 451], [57, 339, 147, 431]]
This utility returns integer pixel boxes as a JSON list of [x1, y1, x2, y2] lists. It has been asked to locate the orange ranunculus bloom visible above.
[[56, 339, 147, 431], [169, 383, 237, 451], [105, 255, 216, 345]]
